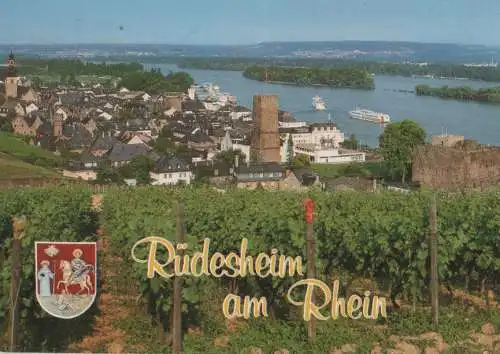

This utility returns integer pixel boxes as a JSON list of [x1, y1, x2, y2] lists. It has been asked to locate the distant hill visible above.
[[1, 41, 500, 63]]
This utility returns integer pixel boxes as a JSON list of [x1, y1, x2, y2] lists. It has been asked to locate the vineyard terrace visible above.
[[131, 237, 304, 279]]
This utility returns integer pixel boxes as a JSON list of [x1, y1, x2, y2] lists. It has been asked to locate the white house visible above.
[[99, 112, 113, 120], [281, 123, 365, 164], [25, 103, 39, 115], [150, 156, 193, 186], [287, 123, 345, 148], [188, 86, 196, 100], [230, 111, 252, 120], [163, 107, 177, 117], [294, 144, 365, 164], [127, 135, 152, 145], [279, 121, 307, 128], [142, 93, 151, 102]]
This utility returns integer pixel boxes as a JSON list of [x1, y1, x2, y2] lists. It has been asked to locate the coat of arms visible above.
[[35, 241, 97, 319]]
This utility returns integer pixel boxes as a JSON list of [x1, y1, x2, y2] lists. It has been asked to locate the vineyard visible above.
[[0, 185, 499, 352]]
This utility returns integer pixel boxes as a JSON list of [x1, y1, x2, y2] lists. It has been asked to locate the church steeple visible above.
[[5, 51, 17, 77], [4, 52, 19, 99]]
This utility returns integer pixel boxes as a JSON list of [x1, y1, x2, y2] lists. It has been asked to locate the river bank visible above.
[[415, 84, 500, 104], [174, 57, 500, 83], [242, 65, 374, 90]]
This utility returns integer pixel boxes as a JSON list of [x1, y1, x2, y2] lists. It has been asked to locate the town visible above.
[[2, 52, 500, 193], [0, 52, 372, 191], [1, 22, 500, 354]]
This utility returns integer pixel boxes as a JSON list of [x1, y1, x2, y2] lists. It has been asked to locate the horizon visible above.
[[2, 0, 500, 46], [0, 39, 499, 48]]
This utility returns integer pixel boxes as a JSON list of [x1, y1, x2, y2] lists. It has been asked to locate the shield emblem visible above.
[[35, 241, 97, 319]]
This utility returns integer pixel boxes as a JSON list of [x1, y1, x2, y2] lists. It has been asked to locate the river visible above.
[[148, 63, 500, 147]]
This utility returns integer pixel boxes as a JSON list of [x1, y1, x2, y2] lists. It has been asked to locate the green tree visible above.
[[7, 109, 16, 120], [31, 77, 42, 89], [292, 154, 311, 168], [153, 126, 176, 155], [96, 168, 124, 184], [341, 134, 359, 150], [378, 119, 426, 184], [214, 149, 246, 166], [0, 118, 13, 133], [340, 163, 371, 177], [128, 156, 155, 185], [66, 73, 80, 87]]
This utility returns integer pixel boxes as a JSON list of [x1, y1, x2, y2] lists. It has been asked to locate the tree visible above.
[[340, 163, 371, 177], [214, 149, 246, 166], [165, 71, 194, 93], [292, 154, 311, 168], [66, 73, 80, 87], [378, 119, 426, 184], [31, 77, 42, 89], [128, 156, 155, 185], [6, 109, 16, 120], [153, 126, 176, 155], [96, 168, 124, 184], [341, 134, 359, 150]]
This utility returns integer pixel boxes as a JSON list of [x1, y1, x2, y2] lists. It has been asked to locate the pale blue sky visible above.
[[2, 0, 499, 45]]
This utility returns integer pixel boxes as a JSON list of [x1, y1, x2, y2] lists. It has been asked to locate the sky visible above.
[[2, 0, 500, 46]]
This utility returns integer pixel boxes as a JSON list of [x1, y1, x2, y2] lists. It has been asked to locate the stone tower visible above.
[[250, 95, 280, 163], [52, 107, 63, 137], [4, 52, 19, 99]]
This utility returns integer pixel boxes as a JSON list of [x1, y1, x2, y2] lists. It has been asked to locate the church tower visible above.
[[4, 52, 19, 99], [51, 106, 63, 137]]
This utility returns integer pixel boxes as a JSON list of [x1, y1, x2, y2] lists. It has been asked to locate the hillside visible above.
[[0, 133, 62, 181], [0, 153, 59, 180]]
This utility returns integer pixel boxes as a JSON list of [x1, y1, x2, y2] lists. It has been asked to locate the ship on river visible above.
[[348, 108, 391, 124], [312, 95, 326, 111]]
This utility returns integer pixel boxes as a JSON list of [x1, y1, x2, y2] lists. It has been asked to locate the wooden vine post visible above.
[[10, 216, 26, 352], [172, 202, 185, 354], [429, 194, 439, 329], [304, 199, 316, 341]]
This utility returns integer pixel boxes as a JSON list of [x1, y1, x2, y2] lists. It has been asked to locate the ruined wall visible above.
[[431, 135, 464, 147], [412, 143, 500, 189]]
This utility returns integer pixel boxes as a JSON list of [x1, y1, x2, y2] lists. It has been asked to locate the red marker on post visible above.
[[304, 199, 314, 224]]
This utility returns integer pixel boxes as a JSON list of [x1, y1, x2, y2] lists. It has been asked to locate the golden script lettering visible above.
[[131, 237, 387, 321], [131, 237, 304, 279]]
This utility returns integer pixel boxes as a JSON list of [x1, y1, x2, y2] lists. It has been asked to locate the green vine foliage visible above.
[[1, 185, 499, 351], [0, 186, 98, 352], [102, 186, 500, 333]]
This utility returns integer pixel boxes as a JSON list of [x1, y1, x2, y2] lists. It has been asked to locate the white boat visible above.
[[312, 95, 326, 111], [348, 108, 390, 124]]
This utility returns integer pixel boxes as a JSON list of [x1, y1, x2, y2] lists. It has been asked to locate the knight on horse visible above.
[[71, 248, 94, 282]]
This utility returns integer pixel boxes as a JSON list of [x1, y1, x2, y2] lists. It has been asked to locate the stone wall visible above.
[[412, 142, 500, 189], [431, 135, 464, 147]]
